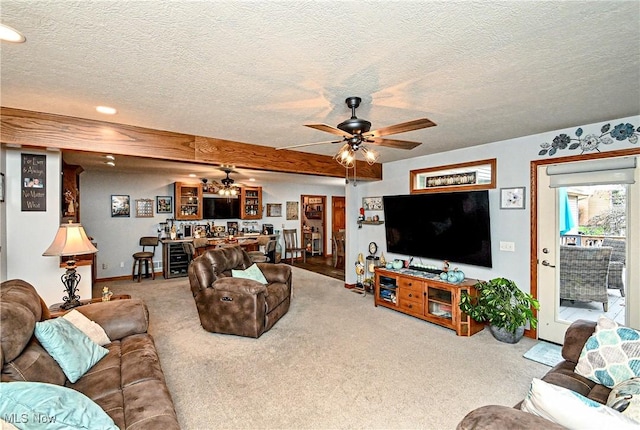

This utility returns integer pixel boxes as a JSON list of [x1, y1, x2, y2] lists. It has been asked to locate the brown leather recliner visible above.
[[188, 246, 292, 338]]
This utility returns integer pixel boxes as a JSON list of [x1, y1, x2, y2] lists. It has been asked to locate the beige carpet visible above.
[[100, 268, 549, 429]]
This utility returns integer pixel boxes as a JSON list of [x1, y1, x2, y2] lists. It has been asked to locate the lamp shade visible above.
[[42, 222, 98, 257]]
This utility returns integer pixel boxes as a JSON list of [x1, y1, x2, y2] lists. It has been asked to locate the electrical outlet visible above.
[[499, 241, 515, 252], [120, 262, 125, 268], [102, 263, 108, 270]]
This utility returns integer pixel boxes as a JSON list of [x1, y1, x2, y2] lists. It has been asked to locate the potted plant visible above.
[[459, 277, 540, 343]]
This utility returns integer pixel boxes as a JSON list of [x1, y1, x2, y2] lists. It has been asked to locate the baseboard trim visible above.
[[97, 271, 162, 283]]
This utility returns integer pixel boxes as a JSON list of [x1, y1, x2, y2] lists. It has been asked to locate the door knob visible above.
[[541, 260, 556, 268], [542, 248, 550, 254]]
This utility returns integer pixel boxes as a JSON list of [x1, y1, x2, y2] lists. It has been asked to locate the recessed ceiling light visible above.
[[0, 24, 26, 43], [249, 178, 256, 182], [189, 174, 197, 178], [96, 106, 117, 115]]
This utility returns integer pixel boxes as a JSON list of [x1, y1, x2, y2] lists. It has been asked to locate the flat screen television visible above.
[[203, 197, 240, 219], [383, 190, 492, 267]]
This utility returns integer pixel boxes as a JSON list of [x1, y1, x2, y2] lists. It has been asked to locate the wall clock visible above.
[[368, 241, 378, 255]]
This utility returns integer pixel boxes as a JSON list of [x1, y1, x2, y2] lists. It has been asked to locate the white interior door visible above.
[[536, 167, 566, 343], [537, 156, 640, 344]]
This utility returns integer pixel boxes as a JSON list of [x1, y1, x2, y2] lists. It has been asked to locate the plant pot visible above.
[[489, 324, 525, 344]]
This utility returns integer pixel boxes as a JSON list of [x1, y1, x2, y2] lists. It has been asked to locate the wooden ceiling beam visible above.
[[0, 107, 382, 180]]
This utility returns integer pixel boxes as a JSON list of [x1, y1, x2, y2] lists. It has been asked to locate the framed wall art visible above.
[[500, 187, 526, 209], [286, 201, 299, 220], [156, 196, 172, 214], [111, 194, 130, 217], [362, 196, 383, 211], [135, 199, 154, 217], [410, 158, 496, 194], [266, 203, 282, 217]]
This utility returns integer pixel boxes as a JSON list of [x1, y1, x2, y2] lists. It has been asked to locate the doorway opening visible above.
[[558, 184, 626, 325]]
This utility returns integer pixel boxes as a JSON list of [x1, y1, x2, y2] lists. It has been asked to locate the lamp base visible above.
[[60, 299, 83, 310], [60, 261, 82, 310]]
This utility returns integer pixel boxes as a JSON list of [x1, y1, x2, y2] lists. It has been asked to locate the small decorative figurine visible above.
[[102, 286, 113, 302]]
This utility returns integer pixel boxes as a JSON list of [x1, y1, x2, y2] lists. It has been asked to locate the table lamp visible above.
[[43, 220, 98, 309]]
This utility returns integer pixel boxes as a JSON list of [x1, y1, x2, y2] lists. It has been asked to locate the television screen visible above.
[[383, 191, 492, 267], [203, 197, 240, 219]]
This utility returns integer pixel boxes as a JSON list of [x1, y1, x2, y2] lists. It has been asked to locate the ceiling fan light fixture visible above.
[[360, 145, 379, 165], [335, 144, 355, 168]]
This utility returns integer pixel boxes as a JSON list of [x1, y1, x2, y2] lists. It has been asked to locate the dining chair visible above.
[[182, 241, 196, 265], [192, 237, 210, 258], [283, 229, 306, 264], [332, 230, 346, 268]]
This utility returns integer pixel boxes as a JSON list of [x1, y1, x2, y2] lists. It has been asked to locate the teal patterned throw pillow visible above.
[[575, 316, 640, 388]]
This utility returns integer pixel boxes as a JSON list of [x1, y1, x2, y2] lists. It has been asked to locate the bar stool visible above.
[[132, 236, 159, 282]]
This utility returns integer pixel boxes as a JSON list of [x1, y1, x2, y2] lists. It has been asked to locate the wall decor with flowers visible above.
[[539, 122, 639, 157]]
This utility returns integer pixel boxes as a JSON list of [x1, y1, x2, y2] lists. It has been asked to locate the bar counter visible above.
[[160, 235, 275, 278]]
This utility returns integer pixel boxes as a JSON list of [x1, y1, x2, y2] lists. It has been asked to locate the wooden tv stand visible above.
[[374, 267, 484, 336]]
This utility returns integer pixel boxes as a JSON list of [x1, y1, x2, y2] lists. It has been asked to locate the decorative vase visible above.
[[392, 260, 403, 270], [489, 325, 525, 344]]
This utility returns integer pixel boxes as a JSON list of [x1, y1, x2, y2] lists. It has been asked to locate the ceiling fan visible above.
[[277, 96, 436, 166], [204, 166, 241, 197]]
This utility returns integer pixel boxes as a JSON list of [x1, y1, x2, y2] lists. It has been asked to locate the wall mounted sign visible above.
[[21, 154, 46, 211]]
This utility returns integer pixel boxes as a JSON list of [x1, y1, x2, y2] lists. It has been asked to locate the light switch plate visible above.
[[500, 241, 515, 252]]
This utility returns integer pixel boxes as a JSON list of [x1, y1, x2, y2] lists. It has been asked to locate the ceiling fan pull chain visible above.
[[352, 161, 357, 187]]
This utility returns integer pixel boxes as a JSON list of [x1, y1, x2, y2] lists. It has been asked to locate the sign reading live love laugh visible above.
[[21, 154, 46, 211]]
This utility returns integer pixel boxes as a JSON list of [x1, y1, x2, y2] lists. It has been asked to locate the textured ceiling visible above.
[[1, 1, 639, 175]]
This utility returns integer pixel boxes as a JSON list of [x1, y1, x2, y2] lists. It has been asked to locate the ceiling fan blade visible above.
[[367, 137, 423, 150], [365, 118, 436, 138], [305, 123, 352, 137], [276, 138, 344, 150]]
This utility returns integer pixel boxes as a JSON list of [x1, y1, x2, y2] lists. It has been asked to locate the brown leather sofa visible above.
[[1, 279, 179, 429], [188, 246, 292, 338], [457, 319, 610, 429]]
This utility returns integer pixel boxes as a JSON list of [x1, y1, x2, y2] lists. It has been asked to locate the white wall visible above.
[[347, 115, 640, 293], [80, 170, 345, 278], [2, 147, 91, 306]]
